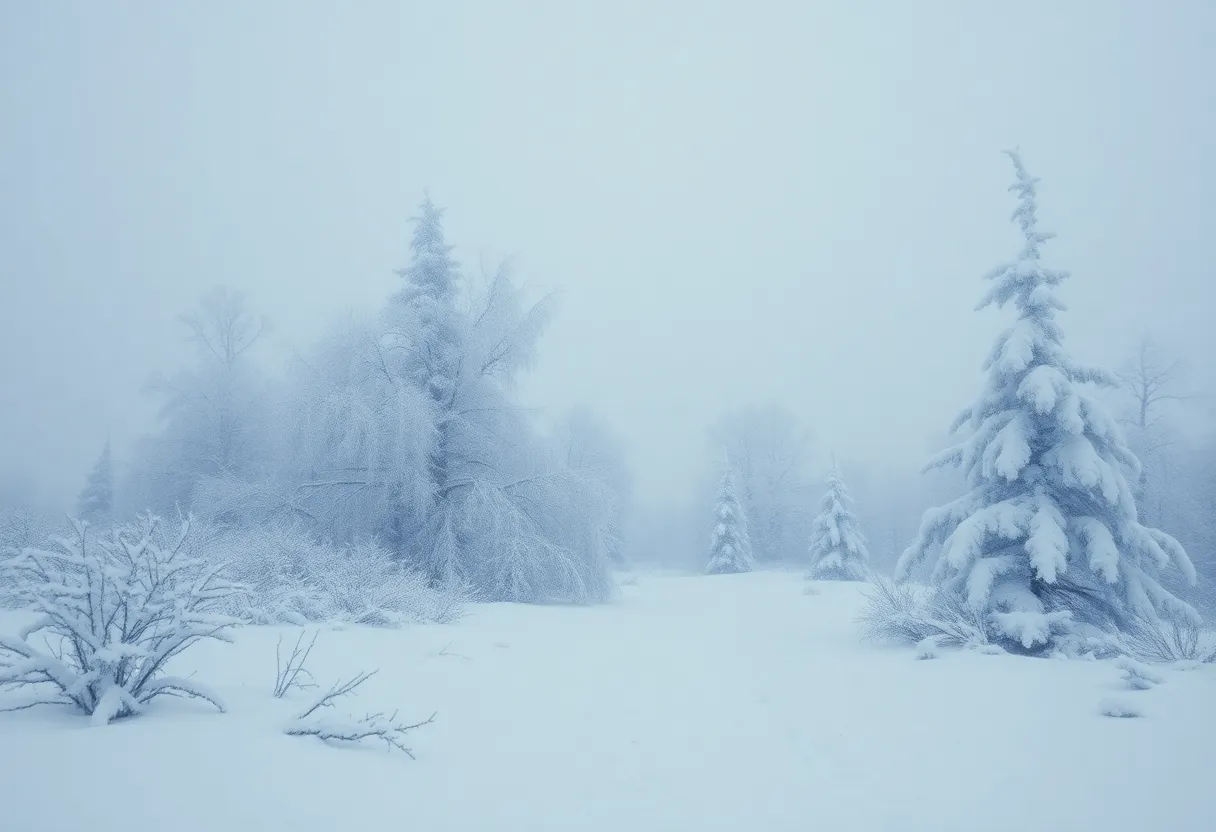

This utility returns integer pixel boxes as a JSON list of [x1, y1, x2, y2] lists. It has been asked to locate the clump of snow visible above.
[[1099, 697, 1144, 719], [802, 584, 821, 597], [914, 636, 941, 660], [1114, 657, 1164, 690]]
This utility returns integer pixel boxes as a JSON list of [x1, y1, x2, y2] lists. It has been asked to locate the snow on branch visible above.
[[283, 668, 435, 757], [0, 514, 243, 723]]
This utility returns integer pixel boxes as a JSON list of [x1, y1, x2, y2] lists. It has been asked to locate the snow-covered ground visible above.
[[2, 571, 1214, 831]]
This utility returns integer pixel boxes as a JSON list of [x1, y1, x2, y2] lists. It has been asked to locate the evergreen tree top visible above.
[[398, 193, 459, 301], [76, 441, 114, 521]]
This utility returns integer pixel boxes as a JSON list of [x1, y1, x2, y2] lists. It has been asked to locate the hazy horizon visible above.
[[3, 0, 1214, 509]]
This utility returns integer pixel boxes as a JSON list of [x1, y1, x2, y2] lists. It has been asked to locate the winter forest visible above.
[[2, 4, 1215, 831]]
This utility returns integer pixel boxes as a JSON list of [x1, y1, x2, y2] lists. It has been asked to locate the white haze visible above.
[[2, 0, 1214, 507]]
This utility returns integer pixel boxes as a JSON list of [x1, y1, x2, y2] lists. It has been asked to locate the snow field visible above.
[[2, 571, 1214, 831]]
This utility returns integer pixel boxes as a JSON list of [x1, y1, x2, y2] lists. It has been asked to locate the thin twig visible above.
[[273, 631, 320, 698]]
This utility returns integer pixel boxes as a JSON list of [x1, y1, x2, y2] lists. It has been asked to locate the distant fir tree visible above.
[[76, 441, 114, 523], [392, 193, 462, 406], [807, 465, 870, 580], [896, 151, 1197, 653], [705, 457, 754, 575]]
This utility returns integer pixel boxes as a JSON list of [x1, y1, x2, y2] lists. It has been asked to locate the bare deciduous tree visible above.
[[1117, 337, 1193, 434], [1116, 337, 1197, 526]]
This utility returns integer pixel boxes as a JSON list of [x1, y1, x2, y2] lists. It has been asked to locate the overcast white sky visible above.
[[2, 0, 1214, 507]]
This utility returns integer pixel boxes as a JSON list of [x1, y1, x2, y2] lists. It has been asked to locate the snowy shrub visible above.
[[1120, 615, 1216, 664], [802, 584, 821, 597], [196, 524, 466, 626], [0, 506, 59, 609], [0, 505, 58, 553], [857, 577, 989, 649], [0, 515, 242, 723], [1099, 697, 1144, 719], [857, 578, 936, 643]]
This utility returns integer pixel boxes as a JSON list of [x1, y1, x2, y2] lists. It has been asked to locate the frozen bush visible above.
[[0, 506, 60, 609], [1120, 614, 1216, 664], [196, 524, 466, 627], [857, 577, 989, 649], [0, 515, 242, 723]]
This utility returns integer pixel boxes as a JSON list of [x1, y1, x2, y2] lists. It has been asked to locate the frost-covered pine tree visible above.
[[76, 441, 114, 523], [382, 193, 464, 573], [896, 151, 1198, 652], [807, 465, 870, 581], [705, 457, 753, 575], [391, 193, 462, 406]]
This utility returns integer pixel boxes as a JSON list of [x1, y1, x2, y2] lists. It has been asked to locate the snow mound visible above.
[[1099, 697, 1145, 719], [914, 636, 941, 660]]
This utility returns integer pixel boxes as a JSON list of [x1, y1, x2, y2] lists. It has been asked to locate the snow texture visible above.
[[807, 466, 870, 580], [704, 459, 754, 574], [896, 151, 1198, 652]]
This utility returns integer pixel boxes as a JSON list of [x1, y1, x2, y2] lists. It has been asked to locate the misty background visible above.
[[2, 1, 1213, 565]]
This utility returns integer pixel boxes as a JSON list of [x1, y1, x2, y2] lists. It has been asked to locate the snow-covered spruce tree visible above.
[[76, 441, 114, 523], [705, 458, 753, 575], [807, 465, 870, 580], [382, 194, 465, 578], [896, 151, 1198, 653], [0, 514, 242, 723]]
